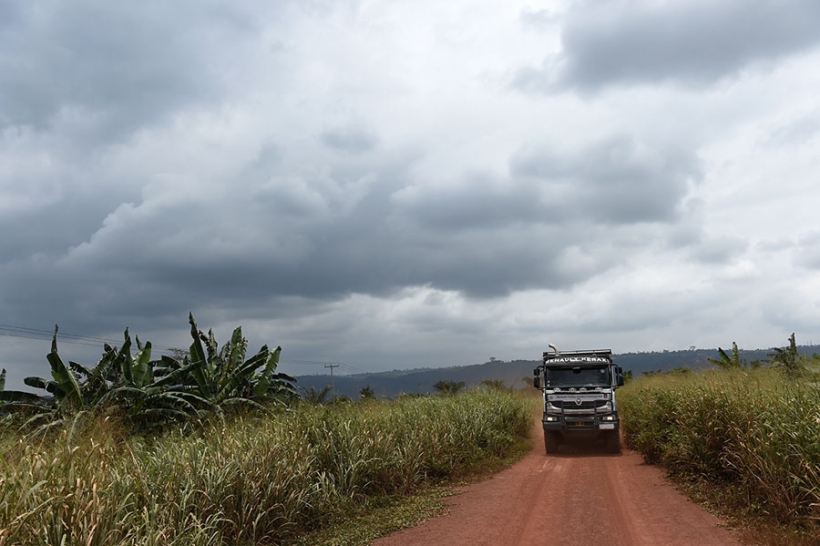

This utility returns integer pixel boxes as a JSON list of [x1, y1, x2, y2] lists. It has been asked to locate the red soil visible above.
[[373, 422, 742, 546]]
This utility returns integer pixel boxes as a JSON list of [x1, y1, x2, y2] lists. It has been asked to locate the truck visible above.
[[533, 345, 625, 454]]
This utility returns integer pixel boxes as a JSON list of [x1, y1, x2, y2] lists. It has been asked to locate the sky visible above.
[[2, 0, 820, 388]]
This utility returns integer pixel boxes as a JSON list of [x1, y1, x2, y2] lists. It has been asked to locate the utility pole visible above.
[[324, 362, 339, 398]]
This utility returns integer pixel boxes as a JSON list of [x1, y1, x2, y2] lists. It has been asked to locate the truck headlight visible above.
[[602, 415, 616, 421], [545, 415, 560, 422]]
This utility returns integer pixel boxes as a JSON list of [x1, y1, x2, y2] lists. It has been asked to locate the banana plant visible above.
[[707, 342, 744, 370], [117, 330, 153, 388], [180, 313, 296, 409], [22, 326, 86, 413], [253, 345, 297, 399], [769, 333, 804, 378], [2, 316, 295, 433], [0, 327, 93, 436], [95, 329, 216, 428]]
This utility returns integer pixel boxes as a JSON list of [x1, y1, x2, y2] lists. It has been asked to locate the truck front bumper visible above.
[[542, 413, 619, 432]]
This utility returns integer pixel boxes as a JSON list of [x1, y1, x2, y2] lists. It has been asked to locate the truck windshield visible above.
[[545, 366, 611, 388]]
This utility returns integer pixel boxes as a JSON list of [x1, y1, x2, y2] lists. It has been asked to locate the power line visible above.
[[0, 323, 376, 373], [0, 324, 114, 343], [281, 358, 373, 376], [281, 358, 335, 366], [0, 324, 178, 352], [339, 362, 371, 375]]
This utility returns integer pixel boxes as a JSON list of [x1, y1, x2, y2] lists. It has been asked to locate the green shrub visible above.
[[620, 368, 820, 526]]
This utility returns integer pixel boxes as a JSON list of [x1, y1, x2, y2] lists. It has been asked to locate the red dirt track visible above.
[[373, 421, 742, 546]]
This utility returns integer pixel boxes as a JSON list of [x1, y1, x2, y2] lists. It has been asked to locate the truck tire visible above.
[[544, 431, 559, 454], [604, 430, 621, 454]]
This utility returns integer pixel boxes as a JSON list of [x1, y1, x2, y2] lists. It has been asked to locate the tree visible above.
[[480, 379, 506, 390], [359, 384, 375, 400], [301, 385, 332, 404], [433, 380, 465, 395]]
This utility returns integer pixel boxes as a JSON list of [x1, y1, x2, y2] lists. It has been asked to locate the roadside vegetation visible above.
[[0, 314, 297, 436], [619, 336, 820, 540], [0, 379, 532, 544]]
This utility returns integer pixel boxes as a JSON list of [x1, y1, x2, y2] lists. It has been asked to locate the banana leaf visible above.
[[24, 376, 65, 397], [119, 329, 134, 384], [223, 327, 247, 374], [253, 346, 286, 397], [46, 326, 84, 411], [216, 349, 269, 401], [187, 313, 213, 398], [68, 361, 94, 378], [0, 390, 44, 403], [153, 355, 184, 378], [220, 396, 269, 413], [152, 358, 205, 389], [132, 341, 153, 388]]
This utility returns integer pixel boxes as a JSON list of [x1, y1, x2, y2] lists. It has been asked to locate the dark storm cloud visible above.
[[509, 136, 700, 224], [0, 1, 252, 139], [0, 176, 141, 262], [4, 136, 696, 334], [390, 173, 549, 231], [516, 0, 820, 92], [393, 137, 699, 234]]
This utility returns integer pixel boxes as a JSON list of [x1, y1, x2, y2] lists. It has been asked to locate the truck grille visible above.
[[549, 400, 609, 411], [567, 419, 595, 428]]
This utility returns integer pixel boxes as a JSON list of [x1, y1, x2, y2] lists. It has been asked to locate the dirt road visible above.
[[373, 424, 742, 546]]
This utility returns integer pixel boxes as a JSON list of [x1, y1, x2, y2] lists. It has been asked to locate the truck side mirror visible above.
[[533, 368, 540, 376], [533, 376, 541, 389], [617, 374, 624, 387]]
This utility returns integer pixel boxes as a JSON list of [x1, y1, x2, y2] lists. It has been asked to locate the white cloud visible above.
[[2, 0, 820, 386]]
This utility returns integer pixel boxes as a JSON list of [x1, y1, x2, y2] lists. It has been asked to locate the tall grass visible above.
[[619, 368, 820, 527], [0, 389, 532, 545]]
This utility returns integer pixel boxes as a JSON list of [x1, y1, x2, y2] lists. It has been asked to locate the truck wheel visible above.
[[544, 431, 559, 454], [604, 431, 621, 454]]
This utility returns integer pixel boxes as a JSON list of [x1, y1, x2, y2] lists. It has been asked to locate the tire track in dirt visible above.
[[372, 420, 742, 546]]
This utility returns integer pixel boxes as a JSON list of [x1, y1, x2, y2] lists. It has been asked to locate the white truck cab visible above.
[[533, 346, 624, 454]]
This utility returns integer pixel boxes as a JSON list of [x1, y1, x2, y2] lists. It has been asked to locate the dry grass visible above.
[[0, 389, 533, 545], [619, 368, 820, 543]]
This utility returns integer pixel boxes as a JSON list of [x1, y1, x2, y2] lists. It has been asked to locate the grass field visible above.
[[0, 389, 533, 545], [618, 367, 820, 536]]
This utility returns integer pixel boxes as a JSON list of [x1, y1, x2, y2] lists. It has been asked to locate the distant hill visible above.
[[296, 359, 538, 400], [295, 345, 820, 399]]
